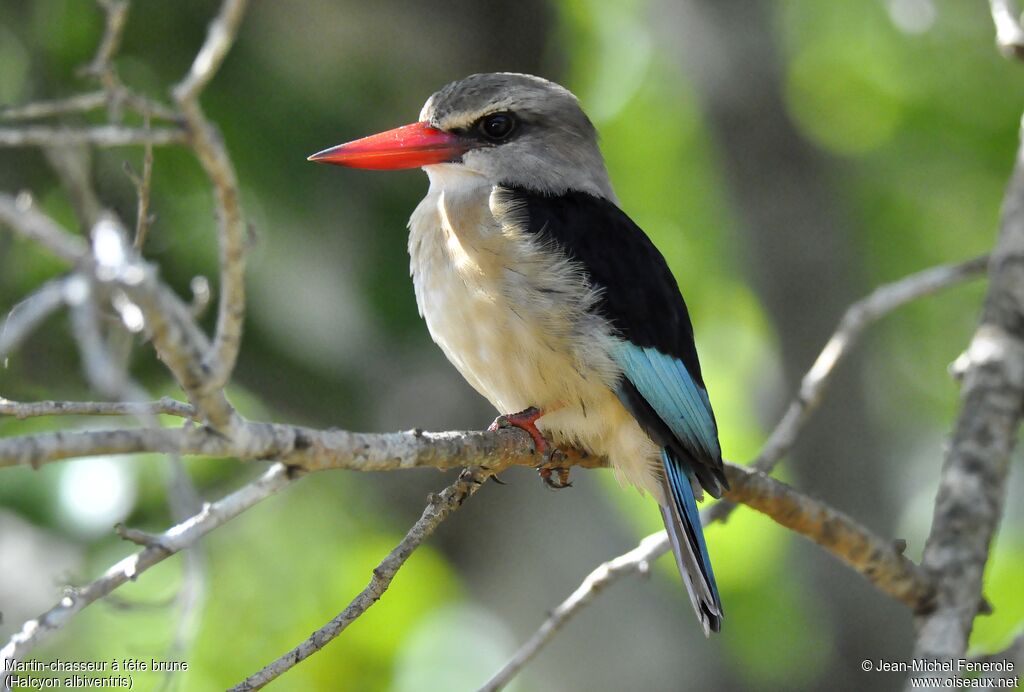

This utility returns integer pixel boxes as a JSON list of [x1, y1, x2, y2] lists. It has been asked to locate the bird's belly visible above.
[[417, 271, 577, 414], [416, 265, 662, 497]]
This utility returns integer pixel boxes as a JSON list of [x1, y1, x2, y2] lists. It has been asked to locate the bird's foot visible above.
[[488, 406, 550, 453], [538, 455, 572, 490], [488, 407, 572, 490]]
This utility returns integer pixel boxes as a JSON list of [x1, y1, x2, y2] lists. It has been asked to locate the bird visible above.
[[309, 72, 727, 634]]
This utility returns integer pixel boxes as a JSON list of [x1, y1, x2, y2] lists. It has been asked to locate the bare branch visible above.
[[0, 92, 108, 121], [0, 192, 87, 262], [481, 531, 667, 692], [171, 0, 251, 393], [906, 121, 1024, 681], [0, 464, 292, 665], [0, 199, 236, 427], [725, 464, 933, 608], [172, 0, 250, 105], [0, 125, 186, 148], [0, 397, 195, 420], [0, 90, 177, 123], [0, 406, 936, 686], [482, 461, 936, 691], [125, 140, 154, 250], [706, 254, 988, 525], [68, 279, 128, 396], [990, 0, 1024, 60], [0, 277, 68, 360], [82, 0, 129, 81], [0, 422, 581, 471], [228, 467, 490, 691]]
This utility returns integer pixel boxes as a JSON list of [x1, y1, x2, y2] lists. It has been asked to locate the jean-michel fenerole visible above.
[[871, 659, 1015, 673]]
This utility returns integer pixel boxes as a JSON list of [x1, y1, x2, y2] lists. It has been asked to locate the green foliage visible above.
[[1, 0, 1022, 690]]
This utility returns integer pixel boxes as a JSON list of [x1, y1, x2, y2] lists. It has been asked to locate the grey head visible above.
[[420, 73, 616, 200]]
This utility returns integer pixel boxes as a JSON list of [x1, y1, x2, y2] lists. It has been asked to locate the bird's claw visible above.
[[539, 448, 571, 489], [487, 407, 570, 488], [538, 461, 572, 490]]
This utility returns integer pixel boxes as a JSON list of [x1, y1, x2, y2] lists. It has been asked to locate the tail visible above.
[[659, 448, 723, 636]]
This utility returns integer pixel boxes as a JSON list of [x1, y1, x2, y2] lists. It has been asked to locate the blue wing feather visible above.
[[613, 343, 720, 462], [615, 343, 724, 633]]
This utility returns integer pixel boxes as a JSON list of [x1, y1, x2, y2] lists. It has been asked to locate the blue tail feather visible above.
[[661, 448, 722, 635]]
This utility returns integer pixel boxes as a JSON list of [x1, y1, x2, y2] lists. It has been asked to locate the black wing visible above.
[[497, 184, 727, 494]]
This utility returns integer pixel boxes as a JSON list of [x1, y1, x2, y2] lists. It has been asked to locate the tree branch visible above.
[[0, 410, 936, 688], [0, 464, 293, 667], [0, 397, 195, 420], [0, 126, 187, 148], [0, 92, 109, 121], [706, 254, 988, 524], [480, 531, 668, 692], [228, 467, 491, 691], [81, 0, 129, 83], [0, 193, 87, 263], [724, 464, 933, 609], [906, 120, 1024, 682], [481, 461, 937, 691], [0, 421, 586, 472], [172, 0, 250, 392], [0, 198, 237, 428], [0, 277, 69, 360]]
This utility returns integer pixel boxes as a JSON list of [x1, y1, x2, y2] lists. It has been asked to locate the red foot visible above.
[[488, 406, 549, 454], [488, 407, 573, 491]]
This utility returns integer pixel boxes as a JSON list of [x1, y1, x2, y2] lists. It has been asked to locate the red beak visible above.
[[307, 121, 470, 170]]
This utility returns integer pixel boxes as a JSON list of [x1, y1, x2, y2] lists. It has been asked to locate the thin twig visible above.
[[0, 90, 177, 123], [172, 0, 251, 393], [481, 461, 936, 691], [0, 92, 108, 121], [82, 0, 129, 80], [79, 0, 131, 123], [228, 467, 491, 691], [0, 277, 68, 360], [1, 201, 236, 427], [480, 531, 667, 692], [706, 254, 988, 525], [0, 125, 187, 148], [172, 0, 250, 104], [0, 397, 195, 420], [126, 136, 154, 250], [0, 192, 87, 262], [0, 464, 292, 666]]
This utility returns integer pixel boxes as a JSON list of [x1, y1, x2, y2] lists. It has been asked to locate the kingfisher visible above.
[[309, 73, 727, 634]]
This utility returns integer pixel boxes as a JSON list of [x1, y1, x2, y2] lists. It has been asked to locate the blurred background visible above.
[[1, 0, 1023, 690]]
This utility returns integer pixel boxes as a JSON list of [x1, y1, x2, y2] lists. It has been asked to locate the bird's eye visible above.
[[479, 113, 516, 141]]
